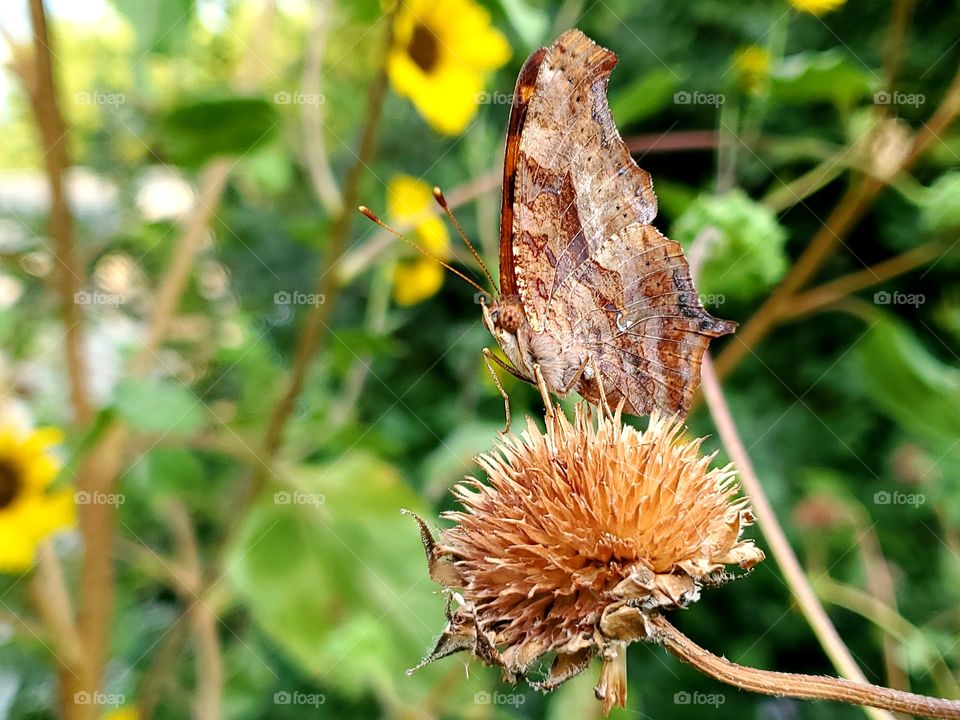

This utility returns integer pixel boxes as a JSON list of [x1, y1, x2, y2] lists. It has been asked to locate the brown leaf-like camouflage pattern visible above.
[[487, 29, 735, 416]]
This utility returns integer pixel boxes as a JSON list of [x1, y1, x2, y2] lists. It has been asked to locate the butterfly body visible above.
[[482, 297, 589, 400], [488, 29, 736, 417]]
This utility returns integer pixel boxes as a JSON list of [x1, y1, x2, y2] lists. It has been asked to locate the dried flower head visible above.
[[408, 405, 764, 713]]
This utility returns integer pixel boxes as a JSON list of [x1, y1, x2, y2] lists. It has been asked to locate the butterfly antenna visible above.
[[432, 187, 498, 295], [357, 206, 489, 296]]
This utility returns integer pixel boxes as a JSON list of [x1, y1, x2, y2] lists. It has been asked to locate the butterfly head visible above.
[[481, 296, 529, 368], [482, 296, 525, 334]]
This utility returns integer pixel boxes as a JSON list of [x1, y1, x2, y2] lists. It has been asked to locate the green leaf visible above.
[[672, 189, 788, 301], [158, 96, 279, 166], [610, 68, 683, 127], [113, 378, 204, 434], [920, 170, 960, 235], [770, 51, 877, 108], [112, 0, 194, 57], [421, 422, 506, 501], [226, 453, 490, 709], [855, 315, 960, 447], [497, 0, 549, 48]]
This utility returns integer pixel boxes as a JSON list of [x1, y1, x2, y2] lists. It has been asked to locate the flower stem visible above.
[[700, 353, 895, 720], [648, 613, 960, 719]]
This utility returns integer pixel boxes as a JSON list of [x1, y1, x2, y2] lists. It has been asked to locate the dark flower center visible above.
[[0, 459, 21, 510], [407, 23, 439, 73]]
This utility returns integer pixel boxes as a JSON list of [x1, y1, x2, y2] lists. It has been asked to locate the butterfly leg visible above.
[[559, 354, 591, 395], [589, 355, 613, 419], [532, 363, 555, 420], [482, 348, 515, 434]]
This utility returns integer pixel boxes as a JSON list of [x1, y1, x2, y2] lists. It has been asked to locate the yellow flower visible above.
[[388, 175, 451, 305], [733, 45, 771, 95], [104, 708, 139, 720], [388, 0, 511, 135], [0, 426, 74, 573], [788, 0, 846, 15]]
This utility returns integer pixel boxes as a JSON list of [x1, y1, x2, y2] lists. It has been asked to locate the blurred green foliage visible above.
[[0, 0, 959, 719]]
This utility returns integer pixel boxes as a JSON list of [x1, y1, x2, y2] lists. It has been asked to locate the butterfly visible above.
[[476, 28, 734, 420], [361, 29, 734, 422]]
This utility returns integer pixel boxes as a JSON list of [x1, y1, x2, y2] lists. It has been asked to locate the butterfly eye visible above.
[[490, 309, 500, 324]]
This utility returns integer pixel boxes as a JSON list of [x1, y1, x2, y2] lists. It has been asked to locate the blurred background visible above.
[[0, 0, 959, 718]]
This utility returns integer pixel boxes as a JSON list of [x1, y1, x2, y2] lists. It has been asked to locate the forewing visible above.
[[509, 29, 656, 331]]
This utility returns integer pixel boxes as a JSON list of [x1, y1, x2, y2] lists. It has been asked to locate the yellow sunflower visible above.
[[388, 175, 451, 305], [388, 0, 511, 135], [733, 45, 771, 95], [0, 426, 74, 573], [788, 0, 846, 15]]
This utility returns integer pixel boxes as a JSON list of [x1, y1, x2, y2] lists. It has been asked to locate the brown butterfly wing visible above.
[[505, 29, 734, 415], [563, 223, 735, 414]]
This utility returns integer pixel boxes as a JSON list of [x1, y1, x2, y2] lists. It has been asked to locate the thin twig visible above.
[[780, 240, 944, 319], [166, 501, 222, 720], [130, 159, 233, 376], [700, 353, 895, 720], [881, 0, 916, 104], [301, 0, 342, 215], [257, 8, 396, 474], [24, 0, 91, 425], [29, 540, 83, 669], [815, 576, 960, 699], [648, 613, 960, 719], [714, 64, 960, 380]]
